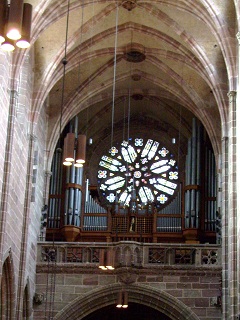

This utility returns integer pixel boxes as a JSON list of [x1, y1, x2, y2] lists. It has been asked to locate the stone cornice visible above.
[[36, 262, 222, 277]]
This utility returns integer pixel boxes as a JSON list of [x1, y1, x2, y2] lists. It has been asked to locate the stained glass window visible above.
[[97, 138, 178, 208]]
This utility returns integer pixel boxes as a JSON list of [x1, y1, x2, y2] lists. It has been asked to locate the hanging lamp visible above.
[[76, 134, 86, 164], [63, 133, 75, 165], [116, 291, 128, 308], [0, 0, 33, 51], [0, 0, 7, 44], [6, 0, 24, 40], [98, 248, 115, 270], [16, 3, 32, 49]]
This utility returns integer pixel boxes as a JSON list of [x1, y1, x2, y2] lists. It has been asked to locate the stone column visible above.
[[236, 31, 240, 319], [226, 91, 238, 320], [15, 133, 36, 319], [0, 89, 18, 274], [221, 135, 228, 319]]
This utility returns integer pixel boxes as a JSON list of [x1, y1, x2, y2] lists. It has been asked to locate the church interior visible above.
[[0, 0, 239, 319]]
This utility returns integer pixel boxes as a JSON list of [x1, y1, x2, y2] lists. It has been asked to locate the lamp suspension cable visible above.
[[78, 1, 89, 140], [44, 2, 71, 319], [125, 30, 133, 193], [59, 0, 71, 150], [127, 88, 131, 142], [74, 0, 86, 166], [111, 3, 119, 148], [122, 96, 127, 141], [177, 63, 183, 166], [177, 105, 182, 167], [127, 29, 133, 142], [62, 0, 87, 167]]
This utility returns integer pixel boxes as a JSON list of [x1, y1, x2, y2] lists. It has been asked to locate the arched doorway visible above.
[[54, 284, 199, 320], [83, 303, 171, 320]]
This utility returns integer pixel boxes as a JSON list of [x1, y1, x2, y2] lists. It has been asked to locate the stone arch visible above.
[[1, 253, 15, 320], [23, 279, 31, 320], [54, 283, 199, 320]]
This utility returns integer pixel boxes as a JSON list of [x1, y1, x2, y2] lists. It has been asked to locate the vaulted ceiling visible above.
[[25, 0, 237, 181]]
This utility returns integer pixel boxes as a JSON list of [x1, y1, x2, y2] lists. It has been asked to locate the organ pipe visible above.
[[48, 148, 63, 228], [62, 116, 85, 227], [185, 118, 202, 229], [184, 118, 217, 237]]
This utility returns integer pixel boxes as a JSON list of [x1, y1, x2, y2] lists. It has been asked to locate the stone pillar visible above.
[[0, 89, 18, 273], [221, 136, 228, 319], [15, 133, 36, 319], [226, 91, 238, 320], [236, 31, 240, 319]]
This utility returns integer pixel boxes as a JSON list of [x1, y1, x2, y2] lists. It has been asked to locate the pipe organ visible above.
[[184, 118, 202, 230], [46, 118, 217, 244]]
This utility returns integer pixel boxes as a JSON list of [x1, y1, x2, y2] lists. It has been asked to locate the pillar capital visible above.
[[28, 134, 37, 142], [227, 90, 237, 97], [8, 89, 19, 99], [227, 91, 237, 103], [44, 170, 52, 178], [236, 31, 240, 44]]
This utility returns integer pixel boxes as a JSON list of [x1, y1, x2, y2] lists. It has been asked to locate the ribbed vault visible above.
[[11, 0, 237, 172]]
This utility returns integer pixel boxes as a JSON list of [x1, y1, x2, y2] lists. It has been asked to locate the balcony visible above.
[[37, 241, 221, 271]]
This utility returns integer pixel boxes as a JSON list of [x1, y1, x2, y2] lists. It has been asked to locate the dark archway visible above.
[[54, 283, 200, 320], [83, 302, 172, 320], [23, 281, 31, 320]]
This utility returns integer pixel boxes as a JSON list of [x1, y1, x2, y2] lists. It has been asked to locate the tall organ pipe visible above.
[[55, 150, 62, 228], [195, 125, 202, 228], [185, 118, 203, 229], [190, 118, 197, 227], [185, 138, 192, 228], [48, 148, 63, 228], [49, 151, 56, 228]]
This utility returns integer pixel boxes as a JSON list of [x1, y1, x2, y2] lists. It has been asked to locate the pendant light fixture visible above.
[[98, 248, 115, 270], [116, 291, 128, 308], [61, 0, 86, 168], [6, 0, 24, 40], [16, 3, 32, 49], [76, 134, 86, 164], [62, 133, 86, 167], [63, 133, 75, 166], [0, 0, 32, 51], [0, 0, 7, 44], [1, 38, 15, 52]]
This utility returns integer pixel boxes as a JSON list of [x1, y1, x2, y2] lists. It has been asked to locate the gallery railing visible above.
[[37, 242, 221, 268]]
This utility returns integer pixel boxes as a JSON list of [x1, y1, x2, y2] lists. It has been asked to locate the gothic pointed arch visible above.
[[23, 280, 31, 320], [0, 253, 15, 320], [54, 283, 199, 320]]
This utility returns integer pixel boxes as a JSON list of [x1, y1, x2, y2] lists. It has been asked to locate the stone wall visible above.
[[0, 48, 49, 318], [34, 242, 222, 320]]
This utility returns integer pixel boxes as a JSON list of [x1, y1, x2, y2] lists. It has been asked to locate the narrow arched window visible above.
[[0, 258, 13, 319]]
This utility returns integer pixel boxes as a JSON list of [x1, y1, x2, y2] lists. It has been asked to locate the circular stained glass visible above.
[[97, 138, 178, 208]]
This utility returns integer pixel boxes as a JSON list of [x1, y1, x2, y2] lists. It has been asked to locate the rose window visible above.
[[97, 138, 179, 207]]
